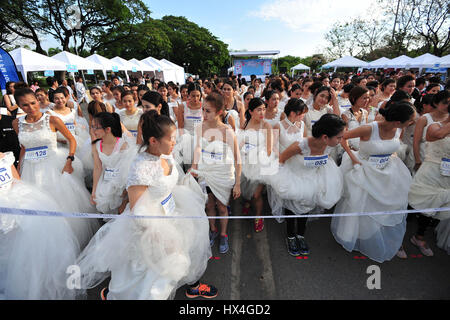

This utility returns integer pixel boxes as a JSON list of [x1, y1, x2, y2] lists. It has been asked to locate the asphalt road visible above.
[[87, 196, 450, 300]]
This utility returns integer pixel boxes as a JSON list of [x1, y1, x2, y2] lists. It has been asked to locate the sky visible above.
[[41, 0, 381, 58]]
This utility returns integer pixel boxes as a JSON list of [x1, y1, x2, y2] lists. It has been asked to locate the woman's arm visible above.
[[237, 100, 246, 130], [412, 116, 427, 168], [279, 141, 301, 164], [49, 116, 76, 174], [229, 128, 241, 199], [90, 143, 102, 205], [176, 101, 185, 130], [426, 122, 450, 142], [329, 88, 340, 116], [265, 122, 273, 157], [227, 113, 236, 131], [127, 185, 148, 210]]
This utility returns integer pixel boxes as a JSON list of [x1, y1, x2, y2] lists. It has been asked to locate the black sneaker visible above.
[[286, 236, 301, 257], [209, 229, 219, 247], [296, 235, 310, 255]]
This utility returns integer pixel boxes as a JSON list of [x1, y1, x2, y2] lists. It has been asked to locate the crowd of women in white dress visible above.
[[0, 70, 449, 300]]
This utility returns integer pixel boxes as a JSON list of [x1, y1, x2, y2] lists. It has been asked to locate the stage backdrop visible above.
[[234, 59, 272, 76]]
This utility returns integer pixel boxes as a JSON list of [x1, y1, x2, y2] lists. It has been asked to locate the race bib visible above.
[[24, 146, 48, 160], [304, 155, 328, 168], [65, 122, 76, 134], [161, 193, 176, 215], [104, 167, 120, 181], [341, 104, 351, 109], [0, 166, 13, 189], [129, 130, 138, 138], [243, 143, 256, 154], [186, 116, 202, 126], [368, 154, 391, 169], [440, 158, 450, 176], [202, 149, 223, 162]]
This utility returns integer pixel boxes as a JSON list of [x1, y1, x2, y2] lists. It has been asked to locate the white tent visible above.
[[367, 57, 391, 69], [437, 54, 450, 68], [385, 55, 414, 68], [157, 59, 181, 84], [142, 57, 169, 82], [52, 51, 103, 71], [160, 59, 185, 85], [110, 56, 136, 82], [409, 53, 441, 69], [290, 62, 310, 76], [322, 56, 368, 71], [86, 53, 119, 79], [9, 47, 67, 82], [129, 58, 154, 73]]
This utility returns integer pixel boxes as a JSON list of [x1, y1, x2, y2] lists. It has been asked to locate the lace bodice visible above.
[[424, 122, 450, 164], [18, 114, 58, 151], [279, 119, 304, 151], [359, 121, 401, 159], [126, 152, 178, 200], [96, 137, 128, 168], [119, 108, 143, 131]]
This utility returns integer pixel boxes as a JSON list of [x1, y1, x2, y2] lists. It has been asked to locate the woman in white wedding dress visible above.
[[12, 88, 98, 249], [0, 151, 81, 300], [331, 101, 416, 263], [90, 112, 137, 215], [76, 110, 217, 300], [190, 92, 242, 254]]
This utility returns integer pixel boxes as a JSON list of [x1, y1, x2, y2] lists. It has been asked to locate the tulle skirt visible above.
[[20, 149, 99, 249], [76, 174, 211, 300], [0, 181, 83, 300], [331, 152, 412, 263]]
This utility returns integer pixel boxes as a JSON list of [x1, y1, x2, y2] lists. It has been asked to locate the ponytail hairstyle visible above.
[[389, 90, 411, 103], [414, 93, 435, 114], [187, 82, 202, 98], [14, 87, 36, 104], [311, 113, 346, 138], [92, 112, 122, 144], [378, 101, 415, 123], [284, 98, 307, 117], [168, 82, 179, 94], [432, 90, 450, 109], [348, 86, 368, 106], [87, 100, 107, 117], [397, 75, 415, 90], [140, 109, 175, 151], [244, 97, 265, 129]]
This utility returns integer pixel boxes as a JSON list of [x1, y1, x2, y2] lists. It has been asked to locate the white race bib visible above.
[[186, 116, 202, 126], [202, 149, 223, 162], [65, 122, 75, 134], [161, 193, 176, 215], [24, 146, 48, 160], [440, 158, 450, 176], [243, 143, 256, 154], [304, 155, 328, 168], [104, 167, 120, 181], [368, 154, 391, 169], [341, 104, 351, 109], [0, 166, 13, 189], [129, 130, 138, 138]]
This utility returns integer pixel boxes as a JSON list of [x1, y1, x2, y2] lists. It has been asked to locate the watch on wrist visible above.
[[67, 155, 75, 162]]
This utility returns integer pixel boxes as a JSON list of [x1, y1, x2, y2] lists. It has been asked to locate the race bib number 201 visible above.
[[0, 166, 13, 189]]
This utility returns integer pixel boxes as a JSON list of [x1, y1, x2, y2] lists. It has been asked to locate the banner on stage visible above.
[[234, 59, 272, 76]]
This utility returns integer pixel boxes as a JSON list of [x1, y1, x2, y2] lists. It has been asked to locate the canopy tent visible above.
[[141, 57, 169, 82], [160, 59, 185, 85], [129, 58, 155, 72], [9, 47, 67, 83], [367, 57, 391, 69], [322, 56, 368, 71], [157, 59, 183, 84], [384, 55, 414, 68], [110, 56, 137, 82], [409, 53, 441, 69], [52, 51, 103, 71], [290, 62, 310, 76], [86, 53, 118, 79], [438, 54, 450, 68]]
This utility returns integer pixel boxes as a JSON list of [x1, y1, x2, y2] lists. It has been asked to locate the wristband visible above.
[[67, 155, 75, 162]]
